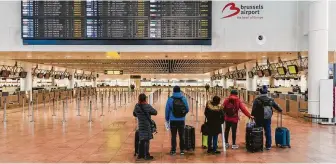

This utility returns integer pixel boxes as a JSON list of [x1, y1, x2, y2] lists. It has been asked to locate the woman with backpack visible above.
[[223, 90, 253, 149], [204, 96, 224, 154]]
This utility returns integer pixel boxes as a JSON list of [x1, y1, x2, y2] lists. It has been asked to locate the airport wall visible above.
[[0, 1, 335, 52]]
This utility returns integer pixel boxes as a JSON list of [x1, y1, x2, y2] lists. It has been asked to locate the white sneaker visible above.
[[225, 143, 229, 148], [232, 145, 239, 149]]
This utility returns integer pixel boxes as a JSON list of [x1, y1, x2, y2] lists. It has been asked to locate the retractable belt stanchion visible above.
[[191, 97, 194, 116], [52, 97, 56, 116], [124, 92, 126, 105], [119, 92, 122, 107], [196, 98, 199, 122], [28, 91, 32, 116], [62, 101, 66, 123], [77, 96, 81, 116], [108, 90, 111, 112], [95, 92, 98, 110], [88, 100, 93, 122], [2, 92, 8, 122], [101, 94, 104, 116], [114, 94, 117, 110], [22, 93, 25, 114], [30, 100, 34, 122]]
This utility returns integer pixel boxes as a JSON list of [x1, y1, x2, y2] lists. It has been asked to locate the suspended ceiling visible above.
[[16, 59, 251, 74]]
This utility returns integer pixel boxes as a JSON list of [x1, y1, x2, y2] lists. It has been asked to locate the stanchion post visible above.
[[196, 100, 199, 122], [62, 101, 66, 123], [30, 101, 34, 122], [88, 100, 93, 122], [101, 95, 104, 116], [221, 123, 227, 152], [114, 94, 117, 110], [52, 98, 56, 116], [77, 97, 81, 116], [2, 93, 8, 122]]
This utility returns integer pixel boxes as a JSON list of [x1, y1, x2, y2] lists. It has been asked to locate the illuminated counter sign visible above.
[[104, 70, 124, 75]]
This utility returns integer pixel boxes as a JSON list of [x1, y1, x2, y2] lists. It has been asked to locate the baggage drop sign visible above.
[[221, 2, 264, 20]]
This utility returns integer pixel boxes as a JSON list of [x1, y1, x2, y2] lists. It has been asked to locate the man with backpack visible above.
[[223, 90, 253, 149], [165, 86, 189, 155], [251, 85, 282, 150]]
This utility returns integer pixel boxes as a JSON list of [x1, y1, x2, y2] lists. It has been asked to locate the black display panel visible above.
[[21, 0, 212, 45]]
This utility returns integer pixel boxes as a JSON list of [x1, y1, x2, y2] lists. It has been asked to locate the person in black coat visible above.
[[133, 94, 157, 160], [204, 96, 224, 154]]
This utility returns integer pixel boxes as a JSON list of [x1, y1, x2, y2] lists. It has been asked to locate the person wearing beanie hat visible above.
[[252, 85, 282, 150], [165, 86, 189, 155], [223, 89, 253, 149]]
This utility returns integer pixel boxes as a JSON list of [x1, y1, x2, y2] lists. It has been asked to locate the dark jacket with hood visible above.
[[133, 103, 157, 141], [251, 94, 282, 121], [204, 101, 224, 136]]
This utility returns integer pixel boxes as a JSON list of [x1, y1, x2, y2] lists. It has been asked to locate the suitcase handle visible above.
[[277, 112, 282, 127]]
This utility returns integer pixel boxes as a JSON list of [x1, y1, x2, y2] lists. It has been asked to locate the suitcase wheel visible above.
[[288, 145, 291, 148]]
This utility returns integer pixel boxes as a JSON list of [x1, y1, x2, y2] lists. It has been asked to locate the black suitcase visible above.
[[134, 130, 139, 156], [184, 125, 195, 151], [245, 126, 264, 153]]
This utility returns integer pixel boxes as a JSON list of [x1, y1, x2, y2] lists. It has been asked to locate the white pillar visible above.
[[69, 69, 75, 89], [21, 63, 33, 101], [93, 73, 98, 88], [251, 76, 258, 91], [308, 0, 329, 115], [222, 78, 227, 88]]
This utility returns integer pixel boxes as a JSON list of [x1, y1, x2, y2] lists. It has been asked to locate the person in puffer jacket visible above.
[[204, 96, 224, 154], [223, 90, 253, 149]]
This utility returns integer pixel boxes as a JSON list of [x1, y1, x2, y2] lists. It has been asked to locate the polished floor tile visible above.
[[0, 92, 335, 163]]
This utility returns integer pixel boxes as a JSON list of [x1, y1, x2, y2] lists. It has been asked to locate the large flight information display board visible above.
[[21, 0, 212, 45]]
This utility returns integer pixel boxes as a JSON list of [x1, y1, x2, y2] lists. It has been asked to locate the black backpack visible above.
[[172, 97, 187, 118]]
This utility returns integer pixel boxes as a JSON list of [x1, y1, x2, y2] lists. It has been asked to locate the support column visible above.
[[251, 76, 258, 91], [308, 0, 329, 115], [69, 69, 75, 89], [222, 78, 227, 89], [21, 63, 33, 101], [93, 73, 98, 88]]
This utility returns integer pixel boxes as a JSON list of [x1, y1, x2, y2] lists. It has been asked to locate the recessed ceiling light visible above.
[[145, 56, 149, 58], [27, 55, 32, 58], [184, 56, 188, 58], [262, 56, 266, 58], [106, 56, 111, 58], [222, 56, 227, 58]]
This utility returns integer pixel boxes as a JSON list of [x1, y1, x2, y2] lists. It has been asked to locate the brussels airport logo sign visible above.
[[221, 2, 264, 20]]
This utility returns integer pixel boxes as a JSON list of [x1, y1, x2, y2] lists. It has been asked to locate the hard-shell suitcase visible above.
[[134, 130, 139, 156], [275, 113, 291, 148], [246, 120, 263, 153], [202, 135, 208, 149], [184, 125, 195, 151]]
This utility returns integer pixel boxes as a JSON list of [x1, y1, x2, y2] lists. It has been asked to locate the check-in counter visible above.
[[0, 93, 20, 108], [287, 94, 300, 118], [248, 91, 257, 105], [274, 94, 287, 114]]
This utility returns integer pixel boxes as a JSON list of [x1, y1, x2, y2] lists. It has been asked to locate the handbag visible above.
[[139, 104, 157, 134], [201, 117, 209, 135]]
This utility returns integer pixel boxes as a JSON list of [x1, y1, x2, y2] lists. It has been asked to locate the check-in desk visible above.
[[0, 93, 19, 108], [247, 91, 257, 105], [274, 94, 287, 115]]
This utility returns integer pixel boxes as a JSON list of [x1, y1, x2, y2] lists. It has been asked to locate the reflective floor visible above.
[[0, 93, 335, 163]]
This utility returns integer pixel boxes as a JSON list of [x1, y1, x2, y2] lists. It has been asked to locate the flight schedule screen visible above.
[[21, 0, 212, 45]]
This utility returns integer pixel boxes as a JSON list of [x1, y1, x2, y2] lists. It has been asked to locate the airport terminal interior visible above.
[[0, 0, 336, 163]]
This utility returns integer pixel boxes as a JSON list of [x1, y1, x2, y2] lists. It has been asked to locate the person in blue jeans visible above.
[[204, 96, 224, 154], [251, 85, 282, 150], [165, 86, 189, 155]]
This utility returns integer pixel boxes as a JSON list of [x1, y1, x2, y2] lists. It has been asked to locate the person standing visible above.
[[223, 90, 253, 149], [165, 86, 189, 155], [204, 96, 224, 154], [251, 85, 282, 150], [133, 94, 158, 160]]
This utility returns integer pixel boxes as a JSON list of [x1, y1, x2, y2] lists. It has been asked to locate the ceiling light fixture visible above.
[[222, 56, 227, 58], [184, 56, 188, 58]]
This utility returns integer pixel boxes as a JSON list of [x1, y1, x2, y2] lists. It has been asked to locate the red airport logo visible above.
[[221, 2, 240, 19], [222, 2, 264, 19]]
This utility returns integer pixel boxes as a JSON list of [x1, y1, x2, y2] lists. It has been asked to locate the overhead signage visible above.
[[221, 2, 264, 20], [104, 70, 123, 75], [130, 75, 141, 79]]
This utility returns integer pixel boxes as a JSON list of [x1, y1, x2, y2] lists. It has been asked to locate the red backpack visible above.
[[225, 98, 238, 117]]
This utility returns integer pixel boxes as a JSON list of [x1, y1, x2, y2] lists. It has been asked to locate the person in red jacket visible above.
[[223, 90, 253, 149]]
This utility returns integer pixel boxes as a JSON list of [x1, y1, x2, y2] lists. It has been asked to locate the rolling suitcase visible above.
[[202, 135, 208, 149], [134, 130, 139, 156], [184, 125, 195, 151], [275, 113, 291, 148], [245, 120, 263, 153]]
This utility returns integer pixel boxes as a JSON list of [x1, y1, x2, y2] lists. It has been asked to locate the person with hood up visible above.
[[223, 89, 253, 149], [204, 96, 224, 154], [133, 93, 158, 160], [251, 85, 282, 150], [165, 86, 189, 155]]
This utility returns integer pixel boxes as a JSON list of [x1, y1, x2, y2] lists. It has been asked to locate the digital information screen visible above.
[[21, 0, 212, 45]]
